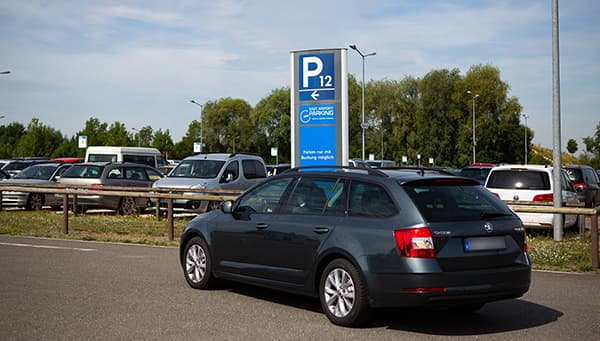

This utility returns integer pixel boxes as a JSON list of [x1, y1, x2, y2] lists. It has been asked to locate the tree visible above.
[[132, 125, 153, 147], [0, 122, 26, 158], [152, 129, 175, 159], [251, 87, 291, 163], [567, 139, 578, 154], [14, 118, 64, 157], [582, 121, 600, 168], [104, 121, 132, 146]]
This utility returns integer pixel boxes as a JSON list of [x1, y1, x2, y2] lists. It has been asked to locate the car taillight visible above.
[[394, 227, 435, 258], [572, 182, 587, 191], [532, 193, 553, 202], [490, 192, 500, 198]]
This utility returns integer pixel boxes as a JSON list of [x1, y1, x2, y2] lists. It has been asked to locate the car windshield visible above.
[[14, 165, 57, 180], [486, 170, 550, 190], [403, 180, 513, 222], [61, 165, 104, 178], [169, 160, 226, 178]]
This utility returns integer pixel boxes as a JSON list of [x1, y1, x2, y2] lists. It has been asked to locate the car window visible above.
[[486, 170, 550, 190], [348, 181, 397, 218], [107, 168, 123, 179], [145, 168, 163, 181], [88, 154, 117, 163], [220, 161, 239, 183], [563, 168, 583, 183], [125, 167, 148, 181], [123, 154, 156, 167], [61, 165, 104, 178], [170, 160, 226, 178], [404, 180, 513, 222], [14, 165, 57, 180], [242, 159, 266, 179], [282, 177, 338, 215], [236, 177, 294, 214]]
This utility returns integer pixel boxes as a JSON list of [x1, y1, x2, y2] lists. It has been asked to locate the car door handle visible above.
[[256, 223, 269, 230], [313, 226, 330, 234]]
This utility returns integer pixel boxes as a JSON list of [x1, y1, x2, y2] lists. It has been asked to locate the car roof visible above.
[[183, 153, 263, 161]]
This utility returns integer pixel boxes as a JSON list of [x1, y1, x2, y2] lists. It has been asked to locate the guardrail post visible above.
[[73, 194, 78, 216], [167, 198, 174, 241], [62, 194, 69, 234], [579, 214, 585, 242], [155, 199, 161, 221], [0, 191, 3, 211], [592, 212, 598, 269]]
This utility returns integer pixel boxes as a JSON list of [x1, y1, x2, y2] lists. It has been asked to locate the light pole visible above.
[[522, 114, 529, 164], [131, 128, 141, 147], [190, 100, 204, 153], [0, 71, 10, 74], [466, 90, 480, 164], [349, 44, 376, 160]]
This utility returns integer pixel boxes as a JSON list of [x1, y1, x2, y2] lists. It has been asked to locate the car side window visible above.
[[220, 161, 239, 183], [282, 177, 337, 215], [349, 181, 397, 218], [242, 159, 266, 179], [107, 168, 123, 179], [236, 177, 294, 214], [145, 168, 163, 181], [126, 167, 148, 181]]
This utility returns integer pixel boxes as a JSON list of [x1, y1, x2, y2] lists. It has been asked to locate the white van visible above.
[[85, 146, 167, 169]]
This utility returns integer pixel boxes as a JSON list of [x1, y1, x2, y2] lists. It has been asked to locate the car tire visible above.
[[119, 197, 138, 215], [319, 258, 370, 327], [183, 237, 215, 289], [26, 193, 44, 210]]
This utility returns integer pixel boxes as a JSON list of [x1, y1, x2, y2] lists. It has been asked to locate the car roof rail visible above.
[[228, 152, 261, 158], [282, 165, 388, 177]]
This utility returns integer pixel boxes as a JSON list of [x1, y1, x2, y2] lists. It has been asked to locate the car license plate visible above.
[[464, 236, 506, 252]]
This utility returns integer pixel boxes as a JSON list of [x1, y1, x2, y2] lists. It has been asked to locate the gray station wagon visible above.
[[180, 167, 531, 326]]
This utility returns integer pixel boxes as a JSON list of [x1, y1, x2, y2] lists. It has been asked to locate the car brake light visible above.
[[572, 182, 587, 191], [394, 227, 435, 258], [490, 192, 500, 198], [532, 193, 553, 202]]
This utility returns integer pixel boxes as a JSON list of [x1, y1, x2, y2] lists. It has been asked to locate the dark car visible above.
[[179, 167, 530, 326], [1, 158, 50, 177], [459, 163, 496, 185], [1, 162, 72, 210], [562, 164, 600, 208], [56, 162, 163, 214]]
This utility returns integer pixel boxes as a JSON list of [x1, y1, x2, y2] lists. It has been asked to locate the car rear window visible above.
[[486, 169, 550, 190], [459, 167, 491, 181], [563, 168, 583, 183], [61, 165, 104, 178], [403, 179, 513, 222]]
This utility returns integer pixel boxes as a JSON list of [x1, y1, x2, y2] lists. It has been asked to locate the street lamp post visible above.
[[190, 100, 204, 153], [349, 44, 376, 160], [466, 90, 480, 164], [0, 71, 10, 74], [131, 128, 141, 147], [522, 114, 529, 164]]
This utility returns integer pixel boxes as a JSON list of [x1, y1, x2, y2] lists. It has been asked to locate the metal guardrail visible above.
[[0, 184, 598, 268]]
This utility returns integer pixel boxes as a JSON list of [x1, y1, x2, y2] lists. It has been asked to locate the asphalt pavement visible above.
[[0, 235, 598, 340]]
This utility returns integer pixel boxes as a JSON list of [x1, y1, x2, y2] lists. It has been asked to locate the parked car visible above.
[[180, 167, 530, 326], [52, 157, 84, 163], [348, 159, 371, 168], [1, 158, 50, 177], [459, 163, 496, 185], [0, 168, 10, 180], [484, 164, 581, 228], [1, 162, 72, 210], [85, 146, 167, 168], [562, 164, 600, 208], [55, 162, 163, 214], [266, 163, 291, 176], [366, 159, 396, 168], [152, 153, 267, 212]]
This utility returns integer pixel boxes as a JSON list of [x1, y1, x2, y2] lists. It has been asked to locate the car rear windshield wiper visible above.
[[479, 212, 513, 220]]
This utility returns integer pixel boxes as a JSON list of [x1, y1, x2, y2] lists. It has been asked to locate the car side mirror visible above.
[[221, 200, 233, 213]]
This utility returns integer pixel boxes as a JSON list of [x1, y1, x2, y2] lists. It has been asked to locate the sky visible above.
[[1, 0, 599, 154]]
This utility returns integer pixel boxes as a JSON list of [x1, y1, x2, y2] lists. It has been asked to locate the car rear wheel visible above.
[[119, 197, 138, 215], [183, 237, 215, 289], [320, 259, 370, 327], [26, 193, 44, 210]]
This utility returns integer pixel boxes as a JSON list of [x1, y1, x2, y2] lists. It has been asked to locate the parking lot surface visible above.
[[0, 235, 598, 340]]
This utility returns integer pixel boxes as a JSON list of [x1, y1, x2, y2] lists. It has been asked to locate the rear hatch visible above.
[[485, 168, 552, 202], [402, 178, 527, 271]]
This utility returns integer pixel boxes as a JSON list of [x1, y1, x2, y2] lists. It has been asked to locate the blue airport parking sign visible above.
[[298, 53, 335, 101]]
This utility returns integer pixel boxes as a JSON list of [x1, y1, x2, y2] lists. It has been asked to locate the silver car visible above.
[[1, 162, 72, 210], [152, 153, 267, 211]]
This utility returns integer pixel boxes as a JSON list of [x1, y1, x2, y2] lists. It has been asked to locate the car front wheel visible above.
[[320, 259, 370, 327], [119, 196, 138, 215], [26, 193, 44, 210], [183, 237, 215, 289]]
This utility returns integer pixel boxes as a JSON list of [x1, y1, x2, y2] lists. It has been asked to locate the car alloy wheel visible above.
[[119, 196, 138, 215], [26, 193, 44, 210], [320, 259, 370, 327], [183, 237, 215, 289]]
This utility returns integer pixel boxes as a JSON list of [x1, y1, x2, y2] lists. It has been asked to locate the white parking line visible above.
[[0, 241, 97, 252]]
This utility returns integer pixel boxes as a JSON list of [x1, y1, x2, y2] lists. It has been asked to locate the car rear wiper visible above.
[[479, 212, 513, 220]]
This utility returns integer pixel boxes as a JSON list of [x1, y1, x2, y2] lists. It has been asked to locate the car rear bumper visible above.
[[364, 264, 531, 308]]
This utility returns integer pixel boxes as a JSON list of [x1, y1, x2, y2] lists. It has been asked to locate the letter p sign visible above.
[[302, 56, 323, 88]]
